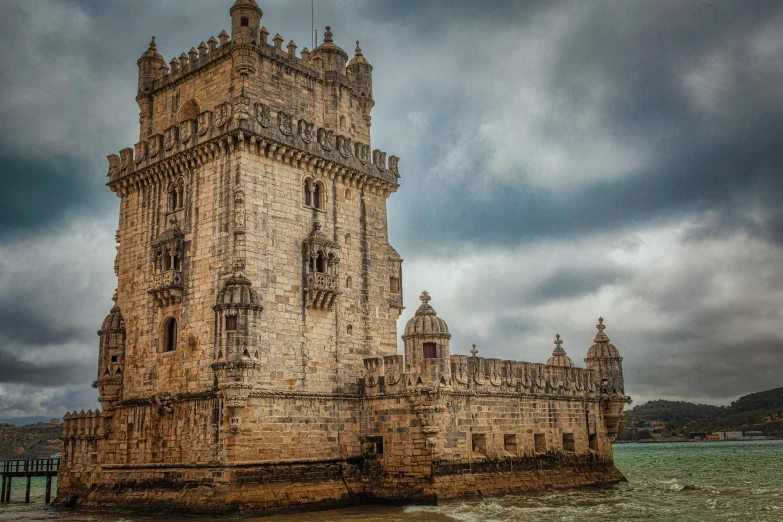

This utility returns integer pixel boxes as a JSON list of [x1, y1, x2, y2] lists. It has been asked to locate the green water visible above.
[[1, 440, 781, 521]]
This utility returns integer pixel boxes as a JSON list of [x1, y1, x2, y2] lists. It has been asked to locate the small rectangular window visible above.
[[563, 433, 575, 453], [390, 276, 400, 294], [240, 17, 249, 27], [504, 434, 517, 454], [423, 342, 437, 359], [111, 355, 118, 363], [363, 436, 383, 456], [589, 434, 598, 451], [226, 316, 237, 331], [534, 433, 546, 453], [472, 433, 487, 456]]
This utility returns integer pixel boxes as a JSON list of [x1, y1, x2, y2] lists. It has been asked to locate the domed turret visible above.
[[230, 0, 263, 45], [94, 298, 126, 410], [403, 291, 452, 389], [137, 37, 166, 95], [310, 26, 349, 72], [546, 334, 574, 367], [584, 317, 630, 439], [347, 41, 373, 100]]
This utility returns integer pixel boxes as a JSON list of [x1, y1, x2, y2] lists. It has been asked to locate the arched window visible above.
[[345, 233, 351, 246], [346, 276, 352, 289], [347, 324, 353, 336], [177, 99, 200, 122], [168, 180, 184, 212], [344, 188, 351, 201], [304, 179, 312, 206], [315, 251, 325, 273], [168, 185, 177, 211], [163, 318, 177, 352], [313, 182, 322, 210]]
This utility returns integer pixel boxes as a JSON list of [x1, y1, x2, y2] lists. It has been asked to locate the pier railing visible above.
[[0, 458, 60, 504]]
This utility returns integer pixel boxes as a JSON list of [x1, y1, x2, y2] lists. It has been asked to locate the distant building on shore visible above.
[[49, 418, 60, 425]]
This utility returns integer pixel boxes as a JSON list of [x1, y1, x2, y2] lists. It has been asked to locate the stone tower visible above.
[[584, 317, 627, 437]]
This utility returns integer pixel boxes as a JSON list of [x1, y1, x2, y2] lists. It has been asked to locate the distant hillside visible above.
[[0, 424, 62, 460], [618, 387, 783, 440]]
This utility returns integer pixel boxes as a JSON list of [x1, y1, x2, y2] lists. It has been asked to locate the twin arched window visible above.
[[156, 249, 180, 272], [168, 179, 185, 212], [304, 179, 325, 210]]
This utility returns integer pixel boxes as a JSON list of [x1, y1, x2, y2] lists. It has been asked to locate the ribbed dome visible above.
[[230, 0, 262, 15], [586, 317, 621, 358], [403, 291, 450, 338], [311, 27, 348, 60], [546, 334, 574, 367], [348, 41, 370, 67], [215, 274, 262, 310], [139, 37, 165, 63], [100, 304, 125, 333]]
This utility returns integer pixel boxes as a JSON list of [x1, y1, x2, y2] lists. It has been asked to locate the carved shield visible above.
[[318, 128, 334, 151], [488, 360, 501, 386], [298, 119, 314, 143], [164, 126, 179, 151], [388, 155, 400, 176], [119, 147, 133, 170], [355, 143, 370, 164], [215, 102, 233, 128], [134, 142, 147, 164], [148, 134, 162, 158], [473, 358, 485, 385], [255, 103, 271, 128], [384, 365, 401, 386], [534, 365, 546, 389], [337, 135, 351, 158], [197, 111, 212, 136], [454, 362, 468, 384], [278, 111, 293, 136], [180, 119, 194, 143], [521, 363, 532, 388], [373, 149, 387, 171]]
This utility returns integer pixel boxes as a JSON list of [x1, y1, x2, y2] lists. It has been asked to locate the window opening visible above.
[[226, 316, 237, 331], [504, 434, 518, 454], [563, 433, 575, 452], [534, 433, 546, 453], [304, 180, 312, 206], [423, 342, 437, 359], [240, 17, 249, 27], [390, 276, 400, 294], [589, 434, 598, 451], [313, 182, 322, 209], [472, 433, 487, 456], [347, 324, 353, 335], [164, 318, 177, 352], [363, 436, 383, 456]]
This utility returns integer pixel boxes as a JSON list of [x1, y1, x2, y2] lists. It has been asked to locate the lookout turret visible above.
[[230, 0, 263, 45], [403, 291, 452, 389], [546, 334, 574, 367]]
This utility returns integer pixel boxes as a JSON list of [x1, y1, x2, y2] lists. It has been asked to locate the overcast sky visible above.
[[1, 0, 782, 423]]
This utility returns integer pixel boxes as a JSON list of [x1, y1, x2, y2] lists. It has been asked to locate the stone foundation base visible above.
[[54, 457, 625, 516]]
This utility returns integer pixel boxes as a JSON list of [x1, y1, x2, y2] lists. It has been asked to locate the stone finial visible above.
[[324, 26, 333, 43], [552, 333, 566, 356], [419, 290, 431, 304], [188, 47, 198, 62], [470, 344, 478, 357], [149, 36, 157, 50], [594, 317, 610, 343], [287, 40, 297, 56], [273, 33, 283, 49], [260, 26, 269, 44], [355, 41, 363, 56], [179, 52, 189, 66], [169, 56, 180, 71], [219, 30, 230, 46], [301, 47, 310, 62], [207, 36, 219, 51], [198, 41, 208, 56]]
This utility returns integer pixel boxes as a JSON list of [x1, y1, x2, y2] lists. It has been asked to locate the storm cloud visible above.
[[1, 0, 782, 422]]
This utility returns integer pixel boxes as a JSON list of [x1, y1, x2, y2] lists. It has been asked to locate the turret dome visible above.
[[100, 303, 125, 333], [138, 37, 165, 64], [348, 41, 370, 67], [403, 291, 450, 338], [546, 334, 574, 367], [586, 317, 621, 359]]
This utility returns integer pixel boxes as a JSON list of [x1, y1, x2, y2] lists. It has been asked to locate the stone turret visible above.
[[230, 0, 263, 45], [347, 41, 373, 99], [137, 37, 166, 95], [584, 317, 630, 438], [93, 296, 126, 410], [310, 26, 349, 72], [546, 334, 574, 367], [402, 291, 452, 390]]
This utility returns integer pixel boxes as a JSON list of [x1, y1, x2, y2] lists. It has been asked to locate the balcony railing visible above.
[[149, 269, 183, 306], [305, 272, 339, 310]]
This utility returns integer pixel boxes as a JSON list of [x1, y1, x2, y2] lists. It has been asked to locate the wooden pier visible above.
[[0, 458, 60, 504]]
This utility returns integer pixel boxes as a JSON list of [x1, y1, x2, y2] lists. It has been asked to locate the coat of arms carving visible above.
[[215, 102, 232, 128], [164, 126, 179, 151], [337, 135, 351, 158], [373, 149, 387, 171], [255, 103, 271, 128], [355, 143, 370, 164], [298, 119, 314, 143], [134, 142, 147, 164], [317, 128, 334, 151], [278, 111, 293, 136], [119, 147, 133, 170], [197, 110, 212, 136], [388, 155, 400, 177], [148, 134, 162, 158]]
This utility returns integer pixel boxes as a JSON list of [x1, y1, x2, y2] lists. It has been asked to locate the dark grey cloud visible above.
[[1, 0, 783, 421]]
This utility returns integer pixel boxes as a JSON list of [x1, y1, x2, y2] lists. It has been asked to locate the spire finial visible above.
[[552, 333, 567, 356], [470, 344, 478, 357], [554, 333, 563, 347], [324, 26, 333, 43], [597, 317, 605, 330], [149, 36, 156, 49], [419, 290, 431, 304], [593, 316, 610, 343], [355, 40, 363, 56]]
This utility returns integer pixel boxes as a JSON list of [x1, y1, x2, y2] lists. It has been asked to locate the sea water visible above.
[[1, 440, 781, 521]]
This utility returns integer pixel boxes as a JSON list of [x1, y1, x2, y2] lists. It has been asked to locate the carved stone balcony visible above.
[[149, 269, 183, 307], [389, 293, 404, 309], [305, 272, 339, 311]]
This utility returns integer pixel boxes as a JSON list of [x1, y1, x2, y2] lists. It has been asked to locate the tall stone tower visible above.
[[96, 0, 403, 435]]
